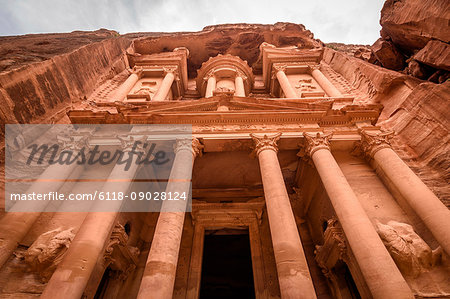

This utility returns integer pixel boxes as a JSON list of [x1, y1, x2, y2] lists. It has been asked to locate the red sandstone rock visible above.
[[380, 0, 450, 53], [407, 60, 428, 79], [371, 38, 405, 71], [413, 40, 450, 71]]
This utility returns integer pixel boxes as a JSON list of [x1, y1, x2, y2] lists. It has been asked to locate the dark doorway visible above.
[[200, 230, 255, 299]]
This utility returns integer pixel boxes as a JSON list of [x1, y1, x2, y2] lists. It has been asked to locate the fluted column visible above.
[[137, 138, 203, 299], [251, 133, 316, 299], [273, 64, 297, 98], [360, 130, 450, 255], [205, 74, 216, 98], [303, 132, 413, 299], [0, 135, 88, 269], [153, 66, 176, 102], [234, 74, 246, 97], [41, 136, 146, 299], [310, 66, 342, 97], [113, 67, 143, 101]]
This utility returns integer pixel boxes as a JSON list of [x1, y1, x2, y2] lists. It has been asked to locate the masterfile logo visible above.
[[5, 124, 193, 213]]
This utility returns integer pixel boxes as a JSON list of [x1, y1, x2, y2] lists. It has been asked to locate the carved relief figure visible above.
[[375, 220, 441, 277], [295, 78, 317, 91], [23, 228, 75, 281]]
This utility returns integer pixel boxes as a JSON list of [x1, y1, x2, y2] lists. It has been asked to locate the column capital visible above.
[[117, 135, 147, 153], [250, 133, 282, 156], [300, 132, 333, 158], [131, 66, 144, 77], [162, 65, 178, 76], [203, 71, 216, 81], [57, 133, 91, 151], [174, 137, 204, 158], [273, 63, 288, 73], [308, 64, 321, 72], [359, 129, 394, 158]]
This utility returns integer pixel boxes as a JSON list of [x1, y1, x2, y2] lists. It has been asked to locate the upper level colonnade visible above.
[[110, 43, 350, 105]]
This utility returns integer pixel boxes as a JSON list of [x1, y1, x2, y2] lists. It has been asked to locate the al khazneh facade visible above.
[[1, 33, 449, 299]]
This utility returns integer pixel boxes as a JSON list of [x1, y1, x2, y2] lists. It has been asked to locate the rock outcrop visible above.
[[357, 0, 450, 82]]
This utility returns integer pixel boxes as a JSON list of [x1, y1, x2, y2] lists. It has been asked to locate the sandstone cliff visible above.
[[370, 0, 450, 83]]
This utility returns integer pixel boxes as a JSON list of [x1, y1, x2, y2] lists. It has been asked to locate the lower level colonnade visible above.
[[34, 131, 449, 299]]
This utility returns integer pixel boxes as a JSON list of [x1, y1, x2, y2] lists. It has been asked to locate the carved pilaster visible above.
[[103, 223, 140, 281], [174, 137, 203, 158], [250, 132, 282, 156], [314, 218, 348, 273], [300, 132, 333, 158], [359, 129, 394, 159]]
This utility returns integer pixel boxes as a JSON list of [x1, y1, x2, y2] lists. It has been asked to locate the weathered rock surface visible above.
[[130, 23, 322, 77], [372, 38, 405, 70], [413, 40, 450, 71], [380, 0, 450, 52], [366, 0, 450, 81]]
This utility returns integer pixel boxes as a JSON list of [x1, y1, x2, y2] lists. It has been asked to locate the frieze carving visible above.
[[300, 132, 333, 158], [250, 132, 282, 156], [359, 129, 394, 158], [174, 137, 204, 158]]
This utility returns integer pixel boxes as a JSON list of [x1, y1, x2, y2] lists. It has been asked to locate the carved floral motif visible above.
[[300, 132, 333, 158], [359, 129, 394, 158], [250, 132, 282, 156]]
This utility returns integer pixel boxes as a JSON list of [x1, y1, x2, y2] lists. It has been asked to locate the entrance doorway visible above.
[[199, 230, 255, 299]]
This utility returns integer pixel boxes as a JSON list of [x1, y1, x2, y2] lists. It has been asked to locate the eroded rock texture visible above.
[[366, 0, 450, 82]]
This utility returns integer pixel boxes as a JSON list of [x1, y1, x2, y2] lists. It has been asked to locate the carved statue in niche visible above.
[[295, 78, 317, 91], [375, 220, 443, 278], [23, 227, 75, 282]]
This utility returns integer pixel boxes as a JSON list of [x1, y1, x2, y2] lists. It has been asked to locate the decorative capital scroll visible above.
[[174, 137, 204, 158], [250, 132, 282, 156], [359, 129, 394, 158], [117, 135, 147, 153], [300, 132, 333, 158]]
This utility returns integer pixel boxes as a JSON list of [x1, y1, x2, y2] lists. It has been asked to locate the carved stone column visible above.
[[234, 74, 246, 97], [204, 74, 216, 98], [41, 136, 146, 299], [137, 138, 203, 299], [302, 132, 413, 299], [309, 66, 342, 97], [273, 64, 297, 98], [0, 135, 88, 270], [113, 67, 143, 101], [360, 130, 450, 256], [153, 66, 177, 102], [251, 133, 316, 299]]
